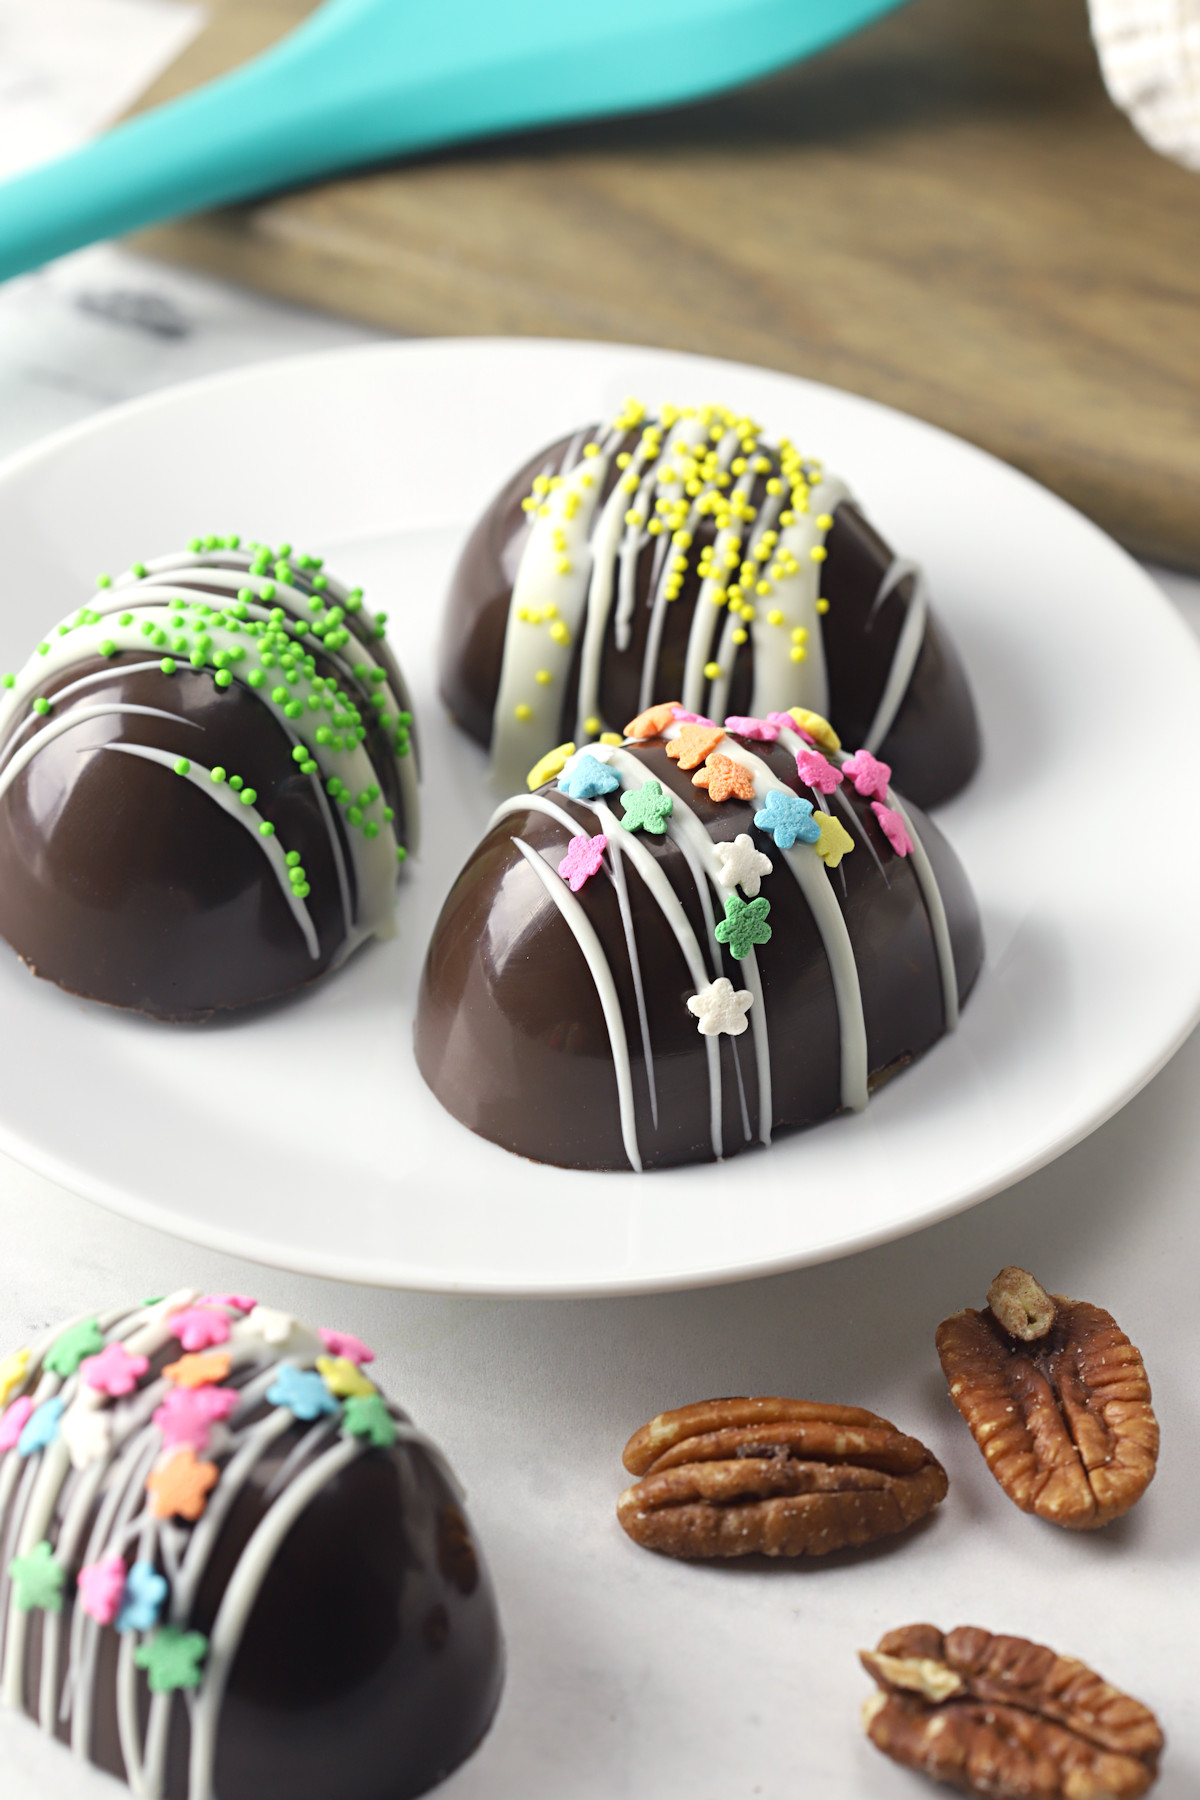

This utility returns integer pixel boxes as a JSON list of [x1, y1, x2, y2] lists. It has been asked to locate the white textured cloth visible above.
[[1090, 0, 1200, 170]]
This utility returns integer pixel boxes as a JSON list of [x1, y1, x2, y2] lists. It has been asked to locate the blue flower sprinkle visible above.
[[266, 1364, 340, 1422], [558, 753, 620, 801], [115, 1561, 169, 1634], [17, 1397, 64, 1458], [753, 789, 820, 850]]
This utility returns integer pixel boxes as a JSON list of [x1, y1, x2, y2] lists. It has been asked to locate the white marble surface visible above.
[[2, 11, 1200, 1799]]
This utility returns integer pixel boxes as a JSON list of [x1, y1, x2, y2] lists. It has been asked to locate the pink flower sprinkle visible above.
[[76, 1553, 127, 1626], [871, 802, 913, 857], [167, 1307, 231, 1353], [0, 1396, 33, 1453], [318, 1329, 375, 1366], [557, 832, 607, 894], [80, 1342, 149, 1399], [153, 1385, 239, 1453], [197, 1294, 257, 1314], [795, 749, 844, 794], [842, 749, 892, 801], [671, 708, 717, 727], [723, 715, 778, 742], [766, 711, 815, 745]]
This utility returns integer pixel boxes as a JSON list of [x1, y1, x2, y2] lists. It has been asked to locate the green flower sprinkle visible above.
[[134, 1627, 208, 1695], [9, 1541, 64, 1613], [342, 1393, 396, 1448], [44, 1317, 103, 1376]]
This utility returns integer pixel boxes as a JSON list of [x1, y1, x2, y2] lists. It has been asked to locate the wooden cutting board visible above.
[[130, 0, 1200, 570]]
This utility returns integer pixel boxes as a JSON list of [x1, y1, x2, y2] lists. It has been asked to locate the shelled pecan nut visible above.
[[617, 1397, 947, 1558], [860, 1623, 1163, 1799], [936, 1267, 1158, 1529]]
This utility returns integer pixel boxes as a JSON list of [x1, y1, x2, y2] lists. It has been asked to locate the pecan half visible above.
[[861, 1623, 1163, 1799], [617, 1397, 947, 1558], [936, 1269, 1158, 1529]]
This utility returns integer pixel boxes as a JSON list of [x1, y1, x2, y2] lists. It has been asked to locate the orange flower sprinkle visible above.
[[666, 724, 725, 769], [146, 1448, 219, 1522], [624, 702, 679, 739], [692, 754, 755, 803], [162, 1350, 232, 1390]]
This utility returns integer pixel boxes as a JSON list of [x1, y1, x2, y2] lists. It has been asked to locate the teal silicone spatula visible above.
[[0, 0, 905, 283]]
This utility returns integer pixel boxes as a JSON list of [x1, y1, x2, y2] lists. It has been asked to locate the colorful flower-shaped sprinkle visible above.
[[167, 1307, 231, 1353], [162, 1350, 233, 1390], [788, 707, 840, 751], [0, 1396, 33, 1453], [767, 710, 813, 744], [871, 802, 913, 857], [558, 832, 607, 892], [18, 1396, 64, 1457], [714, 833, 774, 897], [135, 1626, 208, 1694], [692, 754, 756, 803], [558, 752, 619, 801], [813, 811, 855, 869], [624, 702, 679, 739], [841, 748, 892, 800], [9, 1540, 64, 1612], [666, 724, 724, 769], [0, 1347, 29, 1407], [686, 977, 755, 1037], [714, 893, 772, 960], [723, 715, 778, 742], [753, 789, 819, 849], [795, 748, 844, 794], [197, 1293, 257, 1314], [60, 1402, 114, 1470], [115, 1561, 169, 1634], [526, 741, 576, 791], [342, 1393, 397, 1448], [620, 781, 673, 835], [153, 1385, 238, 1453], [317, 1328, 375, 1366], [316, 1355, 377, 1399], [44, 1318, 104, 1378], [670, 709, 718, 727], [80, 1342, 150, 1398], [245, 1305, 295, 1346], [146, 1447, 219, 1521], [76, 1553, 127, 1626], [267, 1364, 340, 1421]]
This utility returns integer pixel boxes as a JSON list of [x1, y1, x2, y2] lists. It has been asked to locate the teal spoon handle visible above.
[[0, 0, 906, 283]]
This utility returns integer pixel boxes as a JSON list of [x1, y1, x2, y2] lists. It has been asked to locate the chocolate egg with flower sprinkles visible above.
[[440, 399, 979, 806], [0, 1293, 503, 1799], [416, 708, 982, 1170], [0, 536, 417, 1018]]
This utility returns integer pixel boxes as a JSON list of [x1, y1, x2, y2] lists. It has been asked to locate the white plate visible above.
[[0, 338, 1197, 1295]]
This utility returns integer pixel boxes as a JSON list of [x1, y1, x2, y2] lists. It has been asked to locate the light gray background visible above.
[[1, 8, 1196, 1796]]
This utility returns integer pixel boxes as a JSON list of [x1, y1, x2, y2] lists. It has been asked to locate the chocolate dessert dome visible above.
[[416, 704, 982, 1171], [0, 536, 418, 1020], [440, 399, 979, 806], [0, 1292, 502, 1800]]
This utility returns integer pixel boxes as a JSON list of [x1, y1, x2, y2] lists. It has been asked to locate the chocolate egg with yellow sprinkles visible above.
[[0, 536, 418, 1020]]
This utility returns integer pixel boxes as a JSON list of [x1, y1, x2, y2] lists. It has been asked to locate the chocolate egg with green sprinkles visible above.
[[0, 536, 418, 1020]]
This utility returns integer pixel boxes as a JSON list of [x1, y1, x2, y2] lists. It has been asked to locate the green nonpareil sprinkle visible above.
[[160, 659, 177, 675], [32, 697, 50, 715], [174, 759, 190, 776], [229, 775, 243, 791], [259, 821, 275, 837], [95, 574, 112, 588], [211, 767, 226, 784], [286, 851, 301, 866], [247, 669, 265, 688], [397, 845, 407, 862], [100, 640, 116, 657], [214, 670, 232, 688], [118, 612, 133, 627], [240, 788, 257, 806], [2, 675, 13, 688]]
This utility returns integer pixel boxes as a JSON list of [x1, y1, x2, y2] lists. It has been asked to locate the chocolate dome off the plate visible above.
[[416, 705, 982, 1172], [0, 1293, 502, 1800], [0, 537, 418, 1020], [440, 399, 980, 805]]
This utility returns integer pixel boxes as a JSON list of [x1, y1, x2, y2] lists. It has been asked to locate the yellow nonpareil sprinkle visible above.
[[549, 621, 571, 645], [582, 442, 600, 458], [543, 603, 559, 619], [816, 597, 830, 614], [790, 646, 807, 663], [533, 475, 550, 494], [515, 703, 533, 721], [816, 513, 833, 530], [791, 626, 809, 643], [731, 457, 747, 476], [648, 519, 664, 535], [756, 581, 771, 597], [731, 628, 748, 646], [535, 669, 553, 685], [811, 546, 827, 562], [766, 477, 783, 495], [585, 715, 601, 734], [711, 588, 728, 607], [538, 503, 551, 517], [767, 609, 784, 626], [704, 661, 722, 680], [616, 451, 632, 468], [780, 510, 796, 526], [521, 496, 537, 512], [673, 530, 693, 549], [556, 558, 572, 575]]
